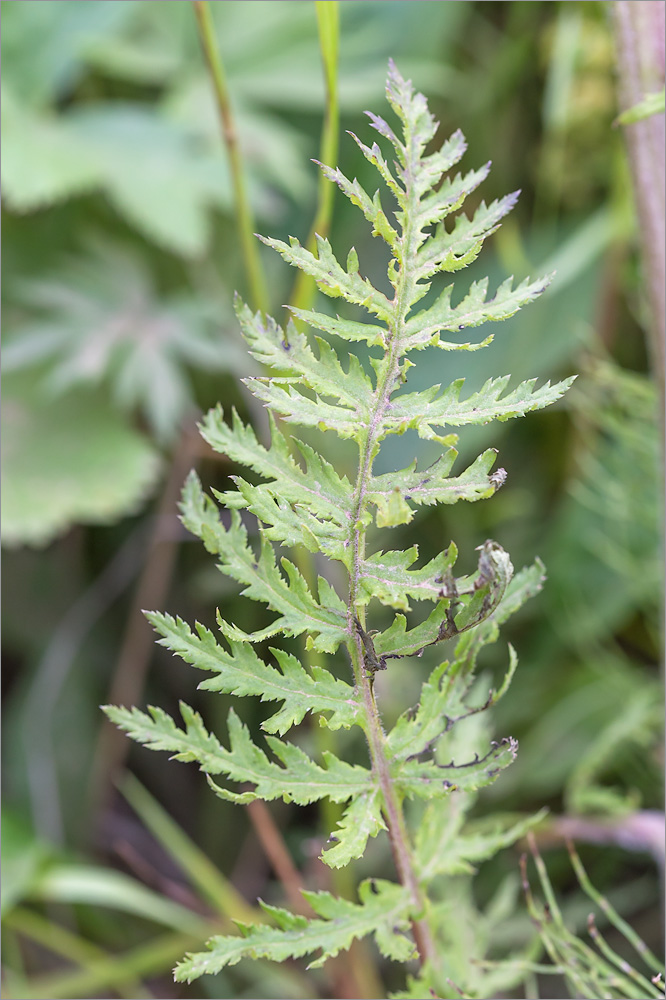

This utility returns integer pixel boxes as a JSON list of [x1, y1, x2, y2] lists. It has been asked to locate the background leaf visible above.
[[2, 370, 161, 547]]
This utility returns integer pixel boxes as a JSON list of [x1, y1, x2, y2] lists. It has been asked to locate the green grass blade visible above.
[[119, 771, 259, 925]]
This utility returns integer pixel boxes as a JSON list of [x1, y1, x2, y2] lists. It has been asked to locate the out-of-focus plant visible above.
[[613, 0, 665, 400], [518, 834, 664, 1000], [3, 239, 243, 446]]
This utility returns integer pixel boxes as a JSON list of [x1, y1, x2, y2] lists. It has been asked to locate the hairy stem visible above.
[[192, 0, 269, 314], [348, 399, 439, 962], [356, 648, 438, 968], [344, 134, 441, 969]]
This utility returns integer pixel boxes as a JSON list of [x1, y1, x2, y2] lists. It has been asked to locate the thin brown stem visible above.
[[344, 317, 438, 970], [245, 799, 308, 915], [91, 420, 201, 819], [351, 629, 438, 968]]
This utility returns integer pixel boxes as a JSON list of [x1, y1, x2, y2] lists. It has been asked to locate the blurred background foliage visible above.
[[1, 2, 662, 998]]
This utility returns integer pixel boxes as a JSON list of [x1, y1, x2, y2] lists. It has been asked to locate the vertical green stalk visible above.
[[290, 1, 340, 312], [613, 1, 665, 412], [192, 0, 269, 314]]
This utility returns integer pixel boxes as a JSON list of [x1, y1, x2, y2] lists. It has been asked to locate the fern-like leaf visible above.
[[104, 703, 372, 806], [106, 59, 575, 992], [174, 879, 415, 981], [146, 612, 360, 735]]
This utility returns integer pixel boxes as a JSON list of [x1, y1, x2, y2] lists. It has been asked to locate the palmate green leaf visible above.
[[146, 612, 360, 735], [174, 878, 414, 982], [65, 104, 229, 257], [1, 0, 133, 107], [179, 471, 348, 652], [3, 239, 237, 444], [104, 703, 372, 807], [1, 87, 101, 212], [2, 370, 160, 548]]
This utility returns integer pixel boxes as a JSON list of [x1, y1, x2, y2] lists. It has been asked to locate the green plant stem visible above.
[[192, 0, 269, 314], [349, 490, 438, 972], [313, 740, 386, 1000], [587, 915, 663, 1000], [567, 838, 664, 975], [360, 666, 437, 969], [290, 1, 340, 313], [613, 1, 665, 415]]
